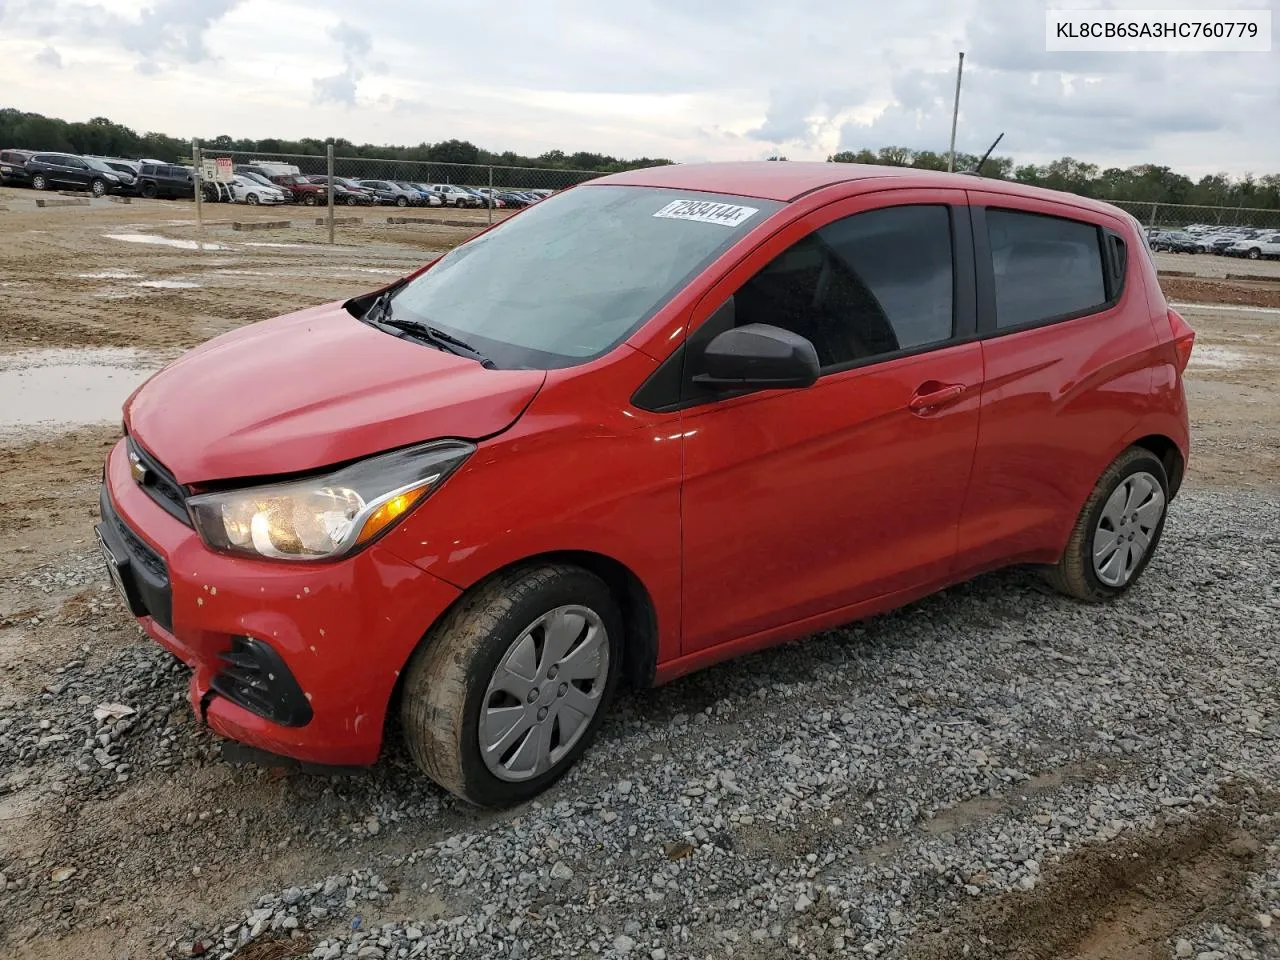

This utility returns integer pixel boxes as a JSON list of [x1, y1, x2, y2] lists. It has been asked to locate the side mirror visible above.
[[693, 323, 820, 390]]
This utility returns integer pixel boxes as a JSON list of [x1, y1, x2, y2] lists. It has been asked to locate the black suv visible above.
[[0, 149, 36, 185], [25, 153, 129, 196], [136, 163, 195, 200]]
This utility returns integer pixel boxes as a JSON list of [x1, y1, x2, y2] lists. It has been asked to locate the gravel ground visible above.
[[2, 488, 1278, 959]]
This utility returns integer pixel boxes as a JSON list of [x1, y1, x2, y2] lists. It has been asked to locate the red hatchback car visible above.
[[98, 162, 1194, 806]]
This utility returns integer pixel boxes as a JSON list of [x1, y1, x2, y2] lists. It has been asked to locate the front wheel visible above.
[[32, 174, 47, 190], [345, 194, 359, 206], [1247, 248, 1261, 260], [246, 193, 260, 205], [400, 564, 622, 808], [1043, 447, 1170, 602], [90, 179, 107, 197], [302, 194, 317, 206]]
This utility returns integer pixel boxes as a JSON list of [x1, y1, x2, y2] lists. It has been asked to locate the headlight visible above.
[[187, 440, 474, 561]]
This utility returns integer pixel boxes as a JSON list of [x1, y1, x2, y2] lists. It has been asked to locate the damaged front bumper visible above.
[[100, 437, 462, 767]]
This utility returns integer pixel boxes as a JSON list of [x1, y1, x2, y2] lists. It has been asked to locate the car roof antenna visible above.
[[962, 133, 1004, 177]]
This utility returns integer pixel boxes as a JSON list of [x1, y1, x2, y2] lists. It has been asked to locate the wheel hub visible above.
[[1091, 471, 1165, 587], [478, 605, 609, 782]]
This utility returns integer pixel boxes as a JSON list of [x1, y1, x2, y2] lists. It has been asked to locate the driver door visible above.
[[679, 189, 984, 653]]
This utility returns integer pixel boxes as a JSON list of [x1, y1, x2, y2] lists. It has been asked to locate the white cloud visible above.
[[35, 44, 62, 68], [0, 0, 1275, 175]]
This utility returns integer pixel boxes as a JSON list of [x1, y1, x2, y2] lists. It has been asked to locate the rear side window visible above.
[[735, 204, 954, 369], [986, 209, 1107, 329]]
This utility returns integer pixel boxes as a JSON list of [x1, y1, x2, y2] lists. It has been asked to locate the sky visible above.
[[0, 0, 1276, 177]]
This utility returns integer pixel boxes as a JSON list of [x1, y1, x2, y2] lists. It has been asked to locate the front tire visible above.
[[302, 194, 317, 206], [396, 195, 408, 207], [32, 174, 47, 190], [1247, 248, 1261, 260], [246, 193, 260, 205], [90, 179, 107, 197], [1043, 447, 1170, 602], [400, 564, 622, 808]]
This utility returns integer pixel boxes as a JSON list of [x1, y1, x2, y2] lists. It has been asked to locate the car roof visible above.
[[591, 160, 1129, 218]]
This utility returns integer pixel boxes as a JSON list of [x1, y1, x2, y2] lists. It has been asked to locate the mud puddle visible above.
[[0, 348, 164, 442]]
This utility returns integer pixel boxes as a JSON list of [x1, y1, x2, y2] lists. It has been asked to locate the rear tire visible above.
[[400, 564, 622, 808], [140, 182, 158, 199], [1042, 447, 1170, 602]]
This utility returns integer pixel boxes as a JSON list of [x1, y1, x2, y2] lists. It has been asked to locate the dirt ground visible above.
[[1, 190, 1278, 959]]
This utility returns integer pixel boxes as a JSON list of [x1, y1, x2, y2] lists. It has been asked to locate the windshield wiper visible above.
[[361, 291, 494, 367], [383, 316, 495, 368]]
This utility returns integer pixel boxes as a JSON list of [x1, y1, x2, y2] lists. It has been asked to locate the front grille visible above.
[[103, 494, 166, 579], [128, 438, 192, 526], [99, 486, 173, 631], [212, 637, 313, 728]]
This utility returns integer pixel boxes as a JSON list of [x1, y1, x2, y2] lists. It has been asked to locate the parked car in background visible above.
[[393, 181, 436, 206], [356, 179, 424, 207], [99, 161, 1193, 808], [409, 183, 445, 206], [0, 148, 37, 185], [270, 174, 330, 205], [136, 163, 195, 200], [24, 152, 127, 196], [1225, 233, 1280, 259], [305, 175, 377, 206], [431, 183, 482, 207], [1150, 231, 1207, 254], [226, 174, 288, 205]]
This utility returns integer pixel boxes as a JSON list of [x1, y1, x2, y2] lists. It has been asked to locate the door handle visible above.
[[908, 382, 965, 412]]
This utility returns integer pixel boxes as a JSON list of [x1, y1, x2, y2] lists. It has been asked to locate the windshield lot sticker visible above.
[[653, 199, 758, 227]]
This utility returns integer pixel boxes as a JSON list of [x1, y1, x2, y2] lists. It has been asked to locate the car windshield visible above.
[[84, 157, 115, 172], [386, 185, 781, 369]]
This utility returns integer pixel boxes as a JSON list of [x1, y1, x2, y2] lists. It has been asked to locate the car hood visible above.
[[125, 301, 546, 484]]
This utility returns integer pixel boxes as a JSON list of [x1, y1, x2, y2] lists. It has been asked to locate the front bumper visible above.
[[100, 438, 461, 766]]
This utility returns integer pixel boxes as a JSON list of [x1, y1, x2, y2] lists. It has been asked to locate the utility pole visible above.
[[947, 51, 965, 173]]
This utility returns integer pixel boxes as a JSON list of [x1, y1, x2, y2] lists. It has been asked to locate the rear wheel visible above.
[[1043, 447, 1169, 602], [140, 181, 158, 199], [31, 174, 47, 191], [400, 564, 622, 808]]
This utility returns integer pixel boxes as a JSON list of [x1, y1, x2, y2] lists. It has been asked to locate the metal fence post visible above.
[[488, 165, 493, 225], [326, 142, 335, 244], [192, 139, 204, 239], [1149, 202, 1157, 228]]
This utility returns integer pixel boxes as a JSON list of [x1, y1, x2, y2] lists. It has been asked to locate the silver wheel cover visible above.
[[479, 605, 609, 782], [1092, 471, 1165, 587]]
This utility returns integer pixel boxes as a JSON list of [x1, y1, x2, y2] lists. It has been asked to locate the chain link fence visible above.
[[1111, 199, 1280, 231], [189, 143, 604, 241], [183, 142, 1280, 245]]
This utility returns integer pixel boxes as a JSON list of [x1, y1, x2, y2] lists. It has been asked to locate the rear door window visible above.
[[986, 209, 1108, 329]]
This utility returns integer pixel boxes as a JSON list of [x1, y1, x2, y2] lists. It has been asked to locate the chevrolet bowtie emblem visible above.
[[128, 451, 151, 486]]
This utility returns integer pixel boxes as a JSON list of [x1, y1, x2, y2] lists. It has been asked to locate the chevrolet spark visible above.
[[98, 162, 1194, 807]]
